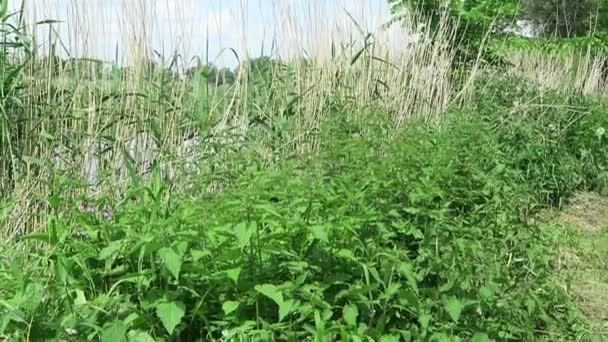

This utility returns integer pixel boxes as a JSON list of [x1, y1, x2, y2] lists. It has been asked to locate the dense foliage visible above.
[[388, 0, 608, 63], [1, 1, 608, 340], [1, 75, 607, 340], [523, 0, 608, 37], [387, 0, 519, 63], [186, 61, 237, 86]]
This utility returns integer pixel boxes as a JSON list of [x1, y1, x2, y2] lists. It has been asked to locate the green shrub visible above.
[[5, 77, 608, 340], [472, 75, 608, 200]]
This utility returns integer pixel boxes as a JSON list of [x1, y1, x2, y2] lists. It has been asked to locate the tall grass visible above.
[[3, 1, 608, 340], [506, 47, 608, 98], [0, 0, 466, 237]]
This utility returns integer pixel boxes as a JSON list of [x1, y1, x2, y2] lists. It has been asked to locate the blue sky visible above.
[[12, 0, 395, 68]]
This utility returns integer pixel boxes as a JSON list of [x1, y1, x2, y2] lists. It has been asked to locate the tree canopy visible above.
[[522, 0, 608, 37], [387, 0, 608, 64], [186, 63, 236, 86], [387, 0, 520, 62]]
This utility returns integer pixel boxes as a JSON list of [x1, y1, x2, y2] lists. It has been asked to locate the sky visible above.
[[10, 0, 398, 68]]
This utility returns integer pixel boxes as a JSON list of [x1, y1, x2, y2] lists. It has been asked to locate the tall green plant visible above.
[[0, 0, 30, 195]]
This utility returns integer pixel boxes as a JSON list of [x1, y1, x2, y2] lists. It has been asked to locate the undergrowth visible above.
[[1, 76, 608, 341]]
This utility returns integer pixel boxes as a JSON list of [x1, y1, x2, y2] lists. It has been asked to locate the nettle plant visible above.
[[3, 99, 600, 340]]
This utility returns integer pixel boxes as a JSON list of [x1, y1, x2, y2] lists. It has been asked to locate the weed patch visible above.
[[3, 86, 608, 339]]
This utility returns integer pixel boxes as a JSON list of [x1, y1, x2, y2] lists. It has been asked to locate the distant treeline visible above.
[[38, 53, 288, 85]]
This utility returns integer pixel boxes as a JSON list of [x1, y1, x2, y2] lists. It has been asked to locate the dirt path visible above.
[[551, 193, 608, 339]]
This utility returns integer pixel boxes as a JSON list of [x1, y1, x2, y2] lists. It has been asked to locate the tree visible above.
[[386, 0, 520, 63], [141, 57, 180, 81], [186, 63, 216, 82], [186, 62, 236, 86], [63, 58, 105, 80], [597, 0, 608, 34], [522, 0, 607, 37], [235, 56, 283, 80], [216, 67, 236, 85]]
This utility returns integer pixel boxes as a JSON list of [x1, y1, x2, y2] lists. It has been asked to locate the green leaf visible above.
[[49, 194, 63, 210], [492, 163, 506, 175], [254, 284, 283, 305], [444, 297, 465, 323], [479, 286, 494, 300], [526, 298, 536, 315], [101, 321, 127, 342], [471, 332, 490, 342], [55, 257, 70, 285], [314, 310, 326, 341], [278, 299, 297, 322], [379, 335, 399, 342], [418, 313, 432, 330], [255, 203, 282, 219], [190, 249, 210, 262], [398, 262, 419, 294], [127, 330, 155, 342], [123, 313, 139, 326], [158, 247, 182, 280], [224, 267, 241, 285], [156, 301, 185, 335], [74, 289, 87, 306], [388, 209, 401, 217], [438, 280, 453, 293], [310, 225, 328, 243], [337, 249, 355, 260], [175, 241, 189, 256], [404, 207, 421, 214], [222, 301, 240, 315], [234, 222, 254, 249], [342, 304, 359, 327], [0, 301, 26, 323], [21, 283, 43, 312], [98, 241, 122, 260]]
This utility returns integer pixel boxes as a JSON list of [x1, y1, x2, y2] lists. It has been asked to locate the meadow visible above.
[[1, 1, 608, 341]]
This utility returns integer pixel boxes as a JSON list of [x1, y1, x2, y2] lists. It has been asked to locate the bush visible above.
[[3, 76, 608, 340]]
